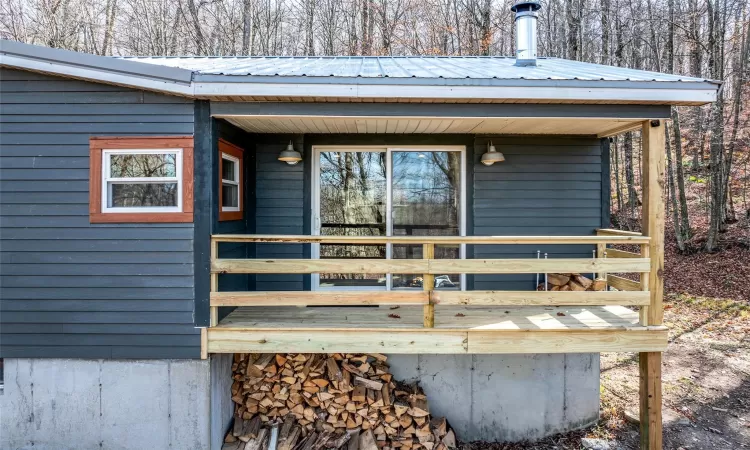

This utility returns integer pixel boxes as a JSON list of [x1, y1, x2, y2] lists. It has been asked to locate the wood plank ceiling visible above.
[[221, 116, 642, 136]]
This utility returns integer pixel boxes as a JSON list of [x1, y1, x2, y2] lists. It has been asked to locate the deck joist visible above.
[[207, 305, 668, 354]]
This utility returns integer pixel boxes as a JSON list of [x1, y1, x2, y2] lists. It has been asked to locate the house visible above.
[[0, 4, 719, 449]]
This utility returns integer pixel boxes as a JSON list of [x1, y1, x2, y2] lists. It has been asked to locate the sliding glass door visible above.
[[312, 146, 465, 291]]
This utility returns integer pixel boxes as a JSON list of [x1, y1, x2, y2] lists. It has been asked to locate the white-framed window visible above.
[[101, 149, 183, 213], [221, 152, 240, 212]]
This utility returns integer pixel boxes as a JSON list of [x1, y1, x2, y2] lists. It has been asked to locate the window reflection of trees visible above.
[[110, 154, 176, 178], [320, 152, 387, 285], [392, 151, 461, 289], [109, 154, 178, 208], [317, 150, 461, 288]]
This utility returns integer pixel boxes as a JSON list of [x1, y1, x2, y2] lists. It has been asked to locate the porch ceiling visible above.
[[222, 115, 643, 137]]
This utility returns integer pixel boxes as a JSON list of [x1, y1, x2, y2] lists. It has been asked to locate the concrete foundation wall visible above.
[[0, 358, 212, 450], [210, 353, 235, 449], [387, 354, 600, 442], [1, 355, 599, 448]]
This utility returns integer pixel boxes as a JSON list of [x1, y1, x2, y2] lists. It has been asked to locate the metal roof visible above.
[[121, 55, 712, 83], [1, 40, 719, 104]]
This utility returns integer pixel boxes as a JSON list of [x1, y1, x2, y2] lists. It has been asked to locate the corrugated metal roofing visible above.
[[120, 56, 711, 83]]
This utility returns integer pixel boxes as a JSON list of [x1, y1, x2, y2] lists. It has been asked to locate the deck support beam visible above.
[[639, 119, 665, 450]]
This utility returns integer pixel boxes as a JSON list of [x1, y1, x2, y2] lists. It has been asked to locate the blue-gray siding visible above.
[[253, 136, 306, 291], [0, 68, 198, 359], [473, 136, 602, 290]]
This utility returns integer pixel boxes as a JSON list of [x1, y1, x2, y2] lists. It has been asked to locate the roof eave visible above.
[[0, 40, 194, 96], [193, 80, 718, 105]]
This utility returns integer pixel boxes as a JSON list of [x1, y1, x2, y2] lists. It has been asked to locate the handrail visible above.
[[211, 234, 651, 245], [211, 258, 651, 274], [595, 228, 643, 237]]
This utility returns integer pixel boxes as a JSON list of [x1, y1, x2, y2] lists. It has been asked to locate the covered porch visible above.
[[200, 107, 666, 353], [197, 104, 669, 448]]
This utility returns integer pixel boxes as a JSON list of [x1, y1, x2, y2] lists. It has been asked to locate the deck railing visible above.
[[209, 232, 652, 328]]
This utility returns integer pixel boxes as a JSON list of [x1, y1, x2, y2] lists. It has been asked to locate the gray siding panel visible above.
[[0, 68, 198, 359], [253, 138, 306, 290], [472, 136, 602, 290]]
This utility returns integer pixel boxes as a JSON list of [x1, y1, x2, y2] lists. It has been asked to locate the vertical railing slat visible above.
[[423, 243, 435, 328], [210, 238, 219, 327]]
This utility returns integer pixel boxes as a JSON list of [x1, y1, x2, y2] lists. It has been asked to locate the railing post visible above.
[[210, 238, 219, 327], [639, 119, 665, 450], [423, 243, 435, 328], [596, 241, 607, 286], [639, 243, 650, 326]]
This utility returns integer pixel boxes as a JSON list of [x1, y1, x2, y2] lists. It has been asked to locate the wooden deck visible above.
[[207, 305, 667, 354]]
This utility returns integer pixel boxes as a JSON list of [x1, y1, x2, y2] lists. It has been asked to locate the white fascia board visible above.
[[194, 82, 717, 104], [0, 54, 194, 97]]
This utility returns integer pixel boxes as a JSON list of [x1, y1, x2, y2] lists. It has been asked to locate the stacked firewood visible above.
[[537, 273, 607, 292], [223, 353, 456, 450]]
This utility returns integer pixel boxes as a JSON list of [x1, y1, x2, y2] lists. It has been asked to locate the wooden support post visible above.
[[641, 120, 666, 325], [640, 352, 663, 450], [422, 243, 435, 328], [210, 238, 219, 327], [200, 327, 208, 360], [639, 119, 666, 450]]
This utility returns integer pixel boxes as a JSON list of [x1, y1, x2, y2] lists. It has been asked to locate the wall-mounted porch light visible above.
[[480, 141, 505, 166], [278, 141, 302, 165]]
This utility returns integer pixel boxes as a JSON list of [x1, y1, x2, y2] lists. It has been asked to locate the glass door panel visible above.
[[318, 150, 387, 288], [391, 151, 461, 290]]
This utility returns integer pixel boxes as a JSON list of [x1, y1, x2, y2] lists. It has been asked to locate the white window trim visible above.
[[221, 152, 241, 212], [101, 148, 183, 213], [310, 145, 467, 291]]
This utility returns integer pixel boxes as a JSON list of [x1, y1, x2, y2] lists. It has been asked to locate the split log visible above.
[[571, 274, 593, 289], [547, 273, 570, 286]]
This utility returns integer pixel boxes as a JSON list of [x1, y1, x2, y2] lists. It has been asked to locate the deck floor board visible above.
[[217, 305, 642, 330]]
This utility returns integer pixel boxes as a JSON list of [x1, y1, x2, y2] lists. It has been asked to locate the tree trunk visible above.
[[600, 0, 610, 64], [667, 0, 691, 242], [566, 0, 580, 60], [624, 131, 638, 229], [705, 0, 726, 251], [305, 0, 315, 55], [185, 0, 207, 55], [673, 108, 691, 240], [479, 0, 492, 56], [242, 0, 253, 55], [666, 122, 686, 251], [613, 137, 624, 211], [361, 0, 369, 54], [101, 0, 117, 56]]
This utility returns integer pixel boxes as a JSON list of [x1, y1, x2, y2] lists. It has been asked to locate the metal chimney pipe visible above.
[[511, 1, 542, 67]]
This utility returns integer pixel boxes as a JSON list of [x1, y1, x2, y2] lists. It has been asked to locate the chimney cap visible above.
[[510, 1, 542, 13]]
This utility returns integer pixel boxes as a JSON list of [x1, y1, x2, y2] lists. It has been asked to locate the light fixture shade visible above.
[[481, 143, 505, 166], [278, 141, 302, 165]]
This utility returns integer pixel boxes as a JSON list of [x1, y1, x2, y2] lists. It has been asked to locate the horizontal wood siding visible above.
[[254, 136, 306, 291], [472, 136, 602, 290], [0, 68, 197, 359]]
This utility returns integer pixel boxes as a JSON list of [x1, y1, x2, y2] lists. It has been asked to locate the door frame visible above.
[[310, 145, 467, 291]]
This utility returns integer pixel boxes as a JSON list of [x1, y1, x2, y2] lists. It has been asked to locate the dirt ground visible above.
[[460, 294, 750, 450]]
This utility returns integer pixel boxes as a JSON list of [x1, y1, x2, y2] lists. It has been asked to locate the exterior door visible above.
[[312, 146, 465, 291]]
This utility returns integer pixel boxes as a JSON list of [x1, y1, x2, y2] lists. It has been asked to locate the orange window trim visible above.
[[218, 139, 245, 222], [89, 136, 194, 223]]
